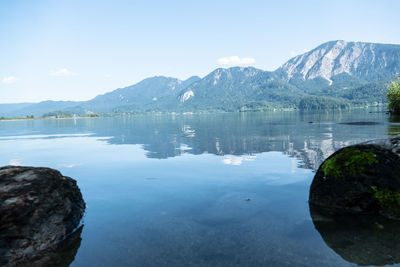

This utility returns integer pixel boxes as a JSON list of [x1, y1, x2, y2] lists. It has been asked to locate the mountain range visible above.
[[1, 40, 400, 118]]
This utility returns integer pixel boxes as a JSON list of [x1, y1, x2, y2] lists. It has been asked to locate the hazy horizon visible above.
[[1, 0, 400, 104]]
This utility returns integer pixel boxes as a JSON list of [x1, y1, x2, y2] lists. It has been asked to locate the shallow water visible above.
[[0, 110, 398, 266]]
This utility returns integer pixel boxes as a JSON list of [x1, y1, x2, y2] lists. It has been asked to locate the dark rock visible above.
[[339, 121, 380, 125], [20, 225, 83, 267], [310, 205, 400, 266], [0, 166, 85, 266], [309, 135, 400, 219]]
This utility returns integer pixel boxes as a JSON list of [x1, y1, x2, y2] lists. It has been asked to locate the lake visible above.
[[0, 109, 399, 266]]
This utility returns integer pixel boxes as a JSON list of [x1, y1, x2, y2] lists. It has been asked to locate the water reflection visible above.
[[388, 115, 400, 136], [310, 206, 400, 266], [0, 110, 393, 266], [0, 110, 387, 170], [388, 124, 400, 136]]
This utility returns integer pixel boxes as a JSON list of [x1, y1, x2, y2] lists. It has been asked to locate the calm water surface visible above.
[[0, 110, 399, 266]]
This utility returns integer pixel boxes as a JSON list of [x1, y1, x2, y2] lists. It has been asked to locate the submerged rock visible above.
[[310, 205, 400, 266], [339, 121, 380, 125], [0, 166, 85, 266], [309, 135, 400, 219], [24, 225, 83, 267]]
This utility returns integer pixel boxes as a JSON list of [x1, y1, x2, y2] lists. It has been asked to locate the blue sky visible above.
[[1, 0, 400, 103]]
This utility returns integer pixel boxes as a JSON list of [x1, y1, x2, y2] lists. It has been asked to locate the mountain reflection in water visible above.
[[0, 109, 394, 266], [1, 110, 388, 170]]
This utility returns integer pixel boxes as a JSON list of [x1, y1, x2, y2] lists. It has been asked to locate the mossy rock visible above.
[[309, 135, 400, 219], [321, 147, 378, 179]]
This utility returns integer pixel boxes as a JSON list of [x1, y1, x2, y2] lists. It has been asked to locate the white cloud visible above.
[[51, 68, 75, 77], [2, 76, 16, 84], [222, 155, 256, 165], [217, 56, 255, 66]]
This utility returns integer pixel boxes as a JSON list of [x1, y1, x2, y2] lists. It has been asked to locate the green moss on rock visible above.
[[322, 148, 378, 179], [371, 186, 400, 217]]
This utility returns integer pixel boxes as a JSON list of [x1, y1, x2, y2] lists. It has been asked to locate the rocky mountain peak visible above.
[[279, 40, 400, 83]]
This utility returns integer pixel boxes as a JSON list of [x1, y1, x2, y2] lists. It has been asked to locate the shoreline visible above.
[[0, 105, 389, 122]]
